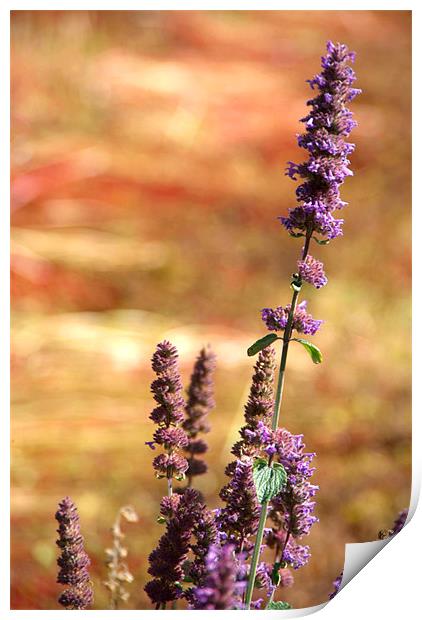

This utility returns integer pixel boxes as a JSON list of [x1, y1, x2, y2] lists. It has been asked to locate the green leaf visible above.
[[312, 236, 330, 245], [292, 338, 323, 364], [266, 601, 292, 610], [271, 562, 281, 586], [289, 232, 305, 238], [253, 459, 287, 503], [247, 333, 279, 357]]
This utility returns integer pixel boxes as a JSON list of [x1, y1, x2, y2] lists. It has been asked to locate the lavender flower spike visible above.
[[217, 458, 260, 556], [145, 488, 203, 608], [183, 346, 216, 484], [188, 505, 218, 590], [149, 341, 189, 489], [281, 41, 361, 241], [193, 544, 237, 610], [55, 496, 93, 610], [231, 346, 276, 460]]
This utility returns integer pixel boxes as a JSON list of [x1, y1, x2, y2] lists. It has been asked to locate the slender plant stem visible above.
[[272, 229, 312, 429], [186, 447, 193, 488], [167, 476, 173, 497], [244, 500, 269, 608], [244, 230, 313, 609], [266, 583, 276, 608], [272, 288, 300, 430]]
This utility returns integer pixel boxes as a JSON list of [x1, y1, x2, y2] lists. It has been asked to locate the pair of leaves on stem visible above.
[[289, 231, 330, 245], [247, 333, 322, 365]]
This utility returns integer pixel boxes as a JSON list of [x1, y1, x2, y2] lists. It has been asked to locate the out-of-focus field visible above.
[[11, 10, 411, 610]]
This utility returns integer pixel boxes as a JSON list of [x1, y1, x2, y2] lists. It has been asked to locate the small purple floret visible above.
[[298, 255, 328, 288], [262, 301, 323, 335]]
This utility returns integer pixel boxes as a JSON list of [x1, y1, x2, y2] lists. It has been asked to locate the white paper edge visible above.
[[3, 3, 418, 619]]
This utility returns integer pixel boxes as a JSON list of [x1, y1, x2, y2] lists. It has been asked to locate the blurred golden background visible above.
[[11, 10, 411, 610]]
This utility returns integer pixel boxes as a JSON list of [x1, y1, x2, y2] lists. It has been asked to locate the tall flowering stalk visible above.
[[55, 497, 93, 610], [148, 341, 189, 496], [183, 346, 216, 487], [231, 346, 277, 460], [244, 41, 360, 608], [216, 348, 276, 558], [188, 505, 218, 593], [146, 341, 218, 609], [217, 458, 261, 556]]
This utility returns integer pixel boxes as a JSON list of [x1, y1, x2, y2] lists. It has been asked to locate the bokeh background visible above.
[[11, 10, 411, 610]]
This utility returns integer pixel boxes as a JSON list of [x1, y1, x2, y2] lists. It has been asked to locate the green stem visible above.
[[186, 447, 194, 488], [244, 229, 313, 608], [272, 288, 300, 431], [266, 584, 276, 609], [244, 500, 269, 608]]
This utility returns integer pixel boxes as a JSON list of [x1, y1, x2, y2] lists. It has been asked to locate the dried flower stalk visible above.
[[104, 505, 139, 610]]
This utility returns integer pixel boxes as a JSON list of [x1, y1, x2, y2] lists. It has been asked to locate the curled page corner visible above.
[[261, 507, 415, 618], [341, 538, 390, 591], [335, 490, 417, 599]]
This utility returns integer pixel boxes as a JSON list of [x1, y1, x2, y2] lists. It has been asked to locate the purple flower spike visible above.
[[149, 341, 189, 482], [193, 544, 237, 610], [188, 507, 218, 591], [183, 346, 216, 484], [280, 41, 360, 241], [217, 348, 276, 557], [231, 346, 276, 459], [265, 429, 318, 571], [55, 497, 93, 610], [217, 459, 260, 556], [145, 489, 202, 607], [298, 255, 328, 288]]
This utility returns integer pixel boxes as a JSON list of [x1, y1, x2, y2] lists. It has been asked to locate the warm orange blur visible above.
[[11, 10, 411, 610]]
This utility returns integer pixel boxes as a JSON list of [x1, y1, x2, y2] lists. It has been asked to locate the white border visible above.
[[4, 3, 418, 619]]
